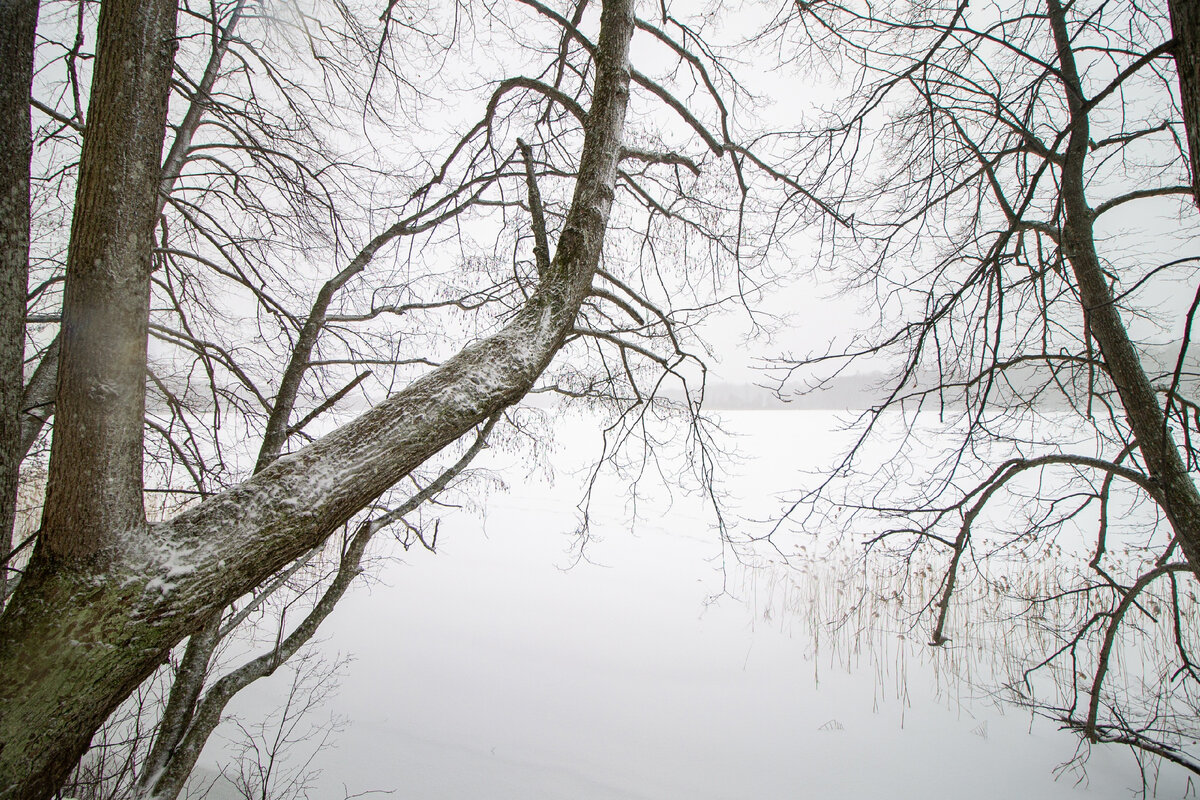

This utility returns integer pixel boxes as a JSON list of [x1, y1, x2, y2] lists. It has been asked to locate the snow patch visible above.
[[124, 529, 212, 603]]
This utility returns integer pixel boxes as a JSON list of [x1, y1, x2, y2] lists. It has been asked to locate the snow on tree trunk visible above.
[[0, 1, 637, 797]]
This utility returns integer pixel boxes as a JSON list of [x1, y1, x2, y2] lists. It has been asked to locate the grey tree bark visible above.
[[0, 0, 38, 603], [1170, 0, 1200, 207], [137, 415, 496, 800], [38, 0, 177, 560], [19, 336, 57, 460]]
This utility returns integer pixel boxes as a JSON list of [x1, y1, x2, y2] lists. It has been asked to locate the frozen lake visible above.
[[205, 410, 1184, 799]]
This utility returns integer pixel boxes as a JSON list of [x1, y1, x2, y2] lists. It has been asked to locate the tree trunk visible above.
[[1049, 0, 1200, 573], [0, 0, 38, 604], [0, 0, 177, 794], [13, 3, 246, 476], [133, 613, 221, 793], [18, 336, 58, 459], [1169, 0, 1200, 208], [39, 0, 178, 561], [0, 0, 636, 796]]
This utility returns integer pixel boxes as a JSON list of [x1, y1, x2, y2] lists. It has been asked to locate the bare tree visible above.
[[766, 0, 1200, 777], [0, 0, 807, 797], [219, 650, 346, 800], [9, 2, 412, 793]]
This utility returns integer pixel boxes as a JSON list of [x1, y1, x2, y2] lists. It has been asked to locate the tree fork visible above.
[[0, 0, 178, 791], [0, 0, 636, 796]]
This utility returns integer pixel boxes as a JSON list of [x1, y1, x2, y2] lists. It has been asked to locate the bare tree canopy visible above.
[[766, 0, 1200, 775], [10, 0, 1200, 792], [0, 0, 812, 796]]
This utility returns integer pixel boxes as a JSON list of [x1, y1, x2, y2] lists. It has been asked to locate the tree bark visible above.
[[0, 0, 177, 794], [144, 524, 373, 800], [0, 0, 635, 796], [19, 337, 58, 459], [0, 0, 38, 603], [38, 0, 178, 561], [14, 3, 246, 474], [1169, 0, 1200, 208], [132, 613, 221, 795]]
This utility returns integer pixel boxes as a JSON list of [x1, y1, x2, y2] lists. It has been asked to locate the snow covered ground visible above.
[[206, 411, 1185, 799]]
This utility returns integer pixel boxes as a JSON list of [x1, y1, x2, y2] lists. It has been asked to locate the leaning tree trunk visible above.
[[1049, 0, 1200, 573], [0, 0, 636, 797], [0, 0, 38, 604]]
